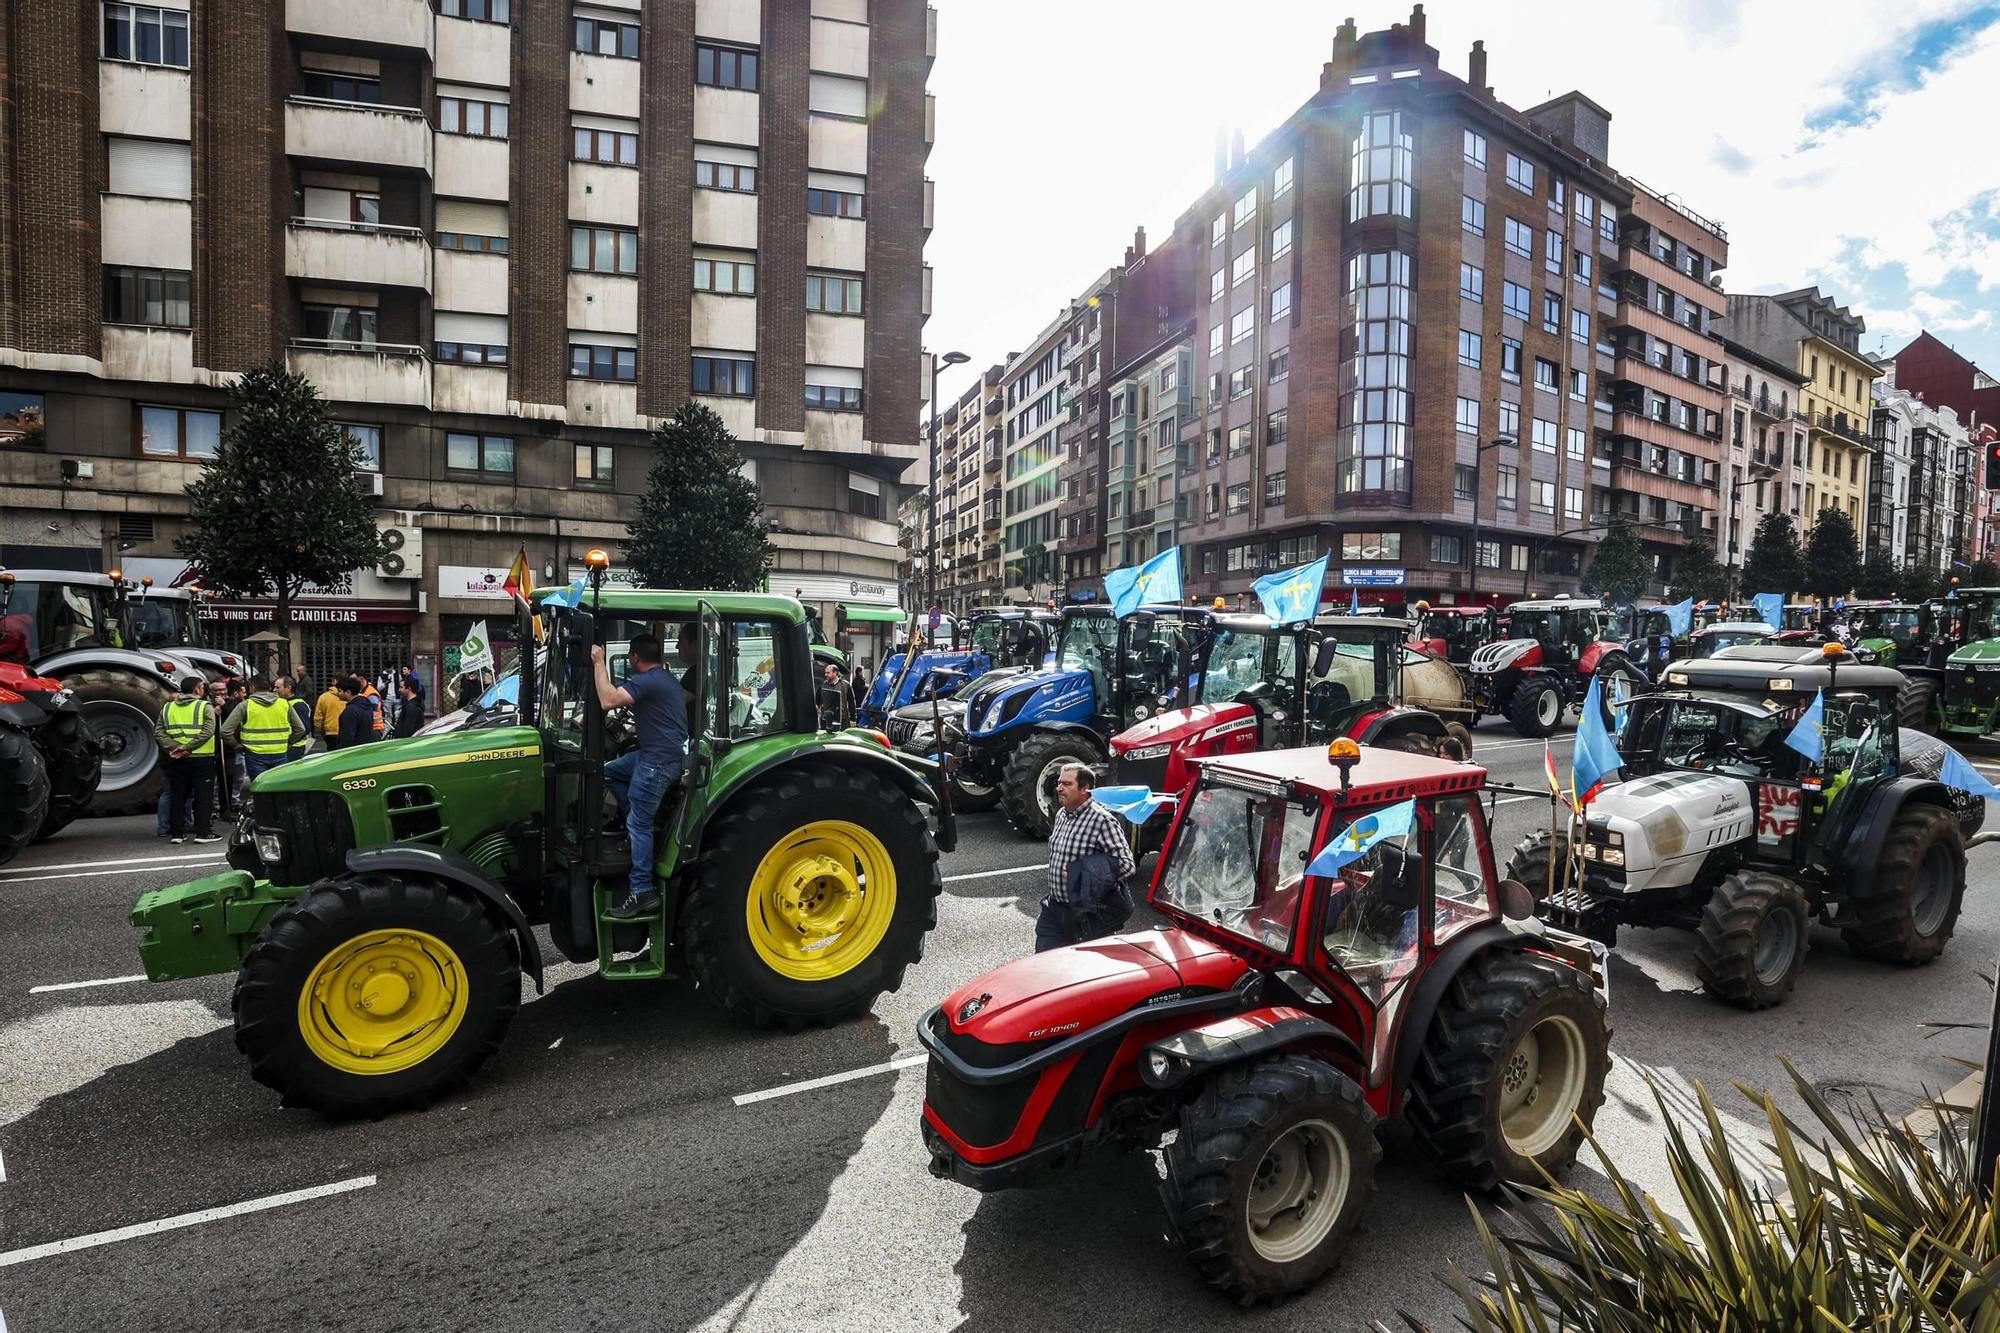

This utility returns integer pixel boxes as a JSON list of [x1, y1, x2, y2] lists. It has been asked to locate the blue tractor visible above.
[[945, 604, 1213, 838], [859, 608, 1056, 728]]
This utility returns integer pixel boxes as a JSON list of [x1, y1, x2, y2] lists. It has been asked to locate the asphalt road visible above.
[[3, 725, 1998, 1332]]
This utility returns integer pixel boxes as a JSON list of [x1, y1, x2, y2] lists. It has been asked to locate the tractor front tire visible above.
[[1406, 951, 1609, 1191], [1161, 1054, 1378, 1304], [1001, 732, 1105, 840], [1693, 871, 1809, 1010], [1503, 828, 1575, 902], [684, 765, 941, 1029], [0, 726, 51, 869], [34, 708, 101, 841], [1506, 676, 1564, 738], [947, 771, 1002, 813], [1898, 678, 1939, 731], [1840, 803, 1965, 965], [65, 668, 170, 816], [232, 873, 521, 1117], [1445, 722, 1474, 757]]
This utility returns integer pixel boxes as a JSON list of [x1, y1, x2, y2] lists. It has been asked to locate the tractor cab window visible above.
[[1118, 614, 1199, 713], [541, 609, 592, 748], [1510, 610, 1560, 653], [1309, 630, 1388, 734], [1056, 612, 1117, 700], [1198, 626, 1271, 704], [1630, 696, 1798, 780], [1821, 692, 1894, 781], [967, 616, 1006, 657], [1319, 809, 1421, 1002], [1700, 630, 1767, 655], [0, 580, 121, 663], [1154, 783, 1317, 953], [721, 619, 789, 740], [1430, 796, 1488, 944], [128, 596, 200, 649], [1851, 607, 1919, 648]]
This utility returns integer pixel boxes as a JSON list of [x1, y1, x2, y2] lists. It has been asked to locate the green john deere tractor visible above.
[[1899, 587, 2000, 735], [132, 578, 951, 1117]]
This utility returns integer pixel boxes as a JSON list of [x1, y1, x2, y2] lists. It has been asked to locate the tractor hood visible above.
[[937, 928, 1251, 1047], [1110, 702, 1255, 756], [960, 667, 1093, 734], [1469, 638, 1542, 673], [1585, 769, 1754, 893], [251, 724, 544, 795], [1948, 639, 2000, 667], [34, 644, 205, 687]]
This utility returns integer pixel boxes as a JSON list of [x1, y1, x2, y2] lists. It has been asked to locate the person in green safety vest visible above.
[[153, 675, 222, 844], [222, 673, 307, 788]]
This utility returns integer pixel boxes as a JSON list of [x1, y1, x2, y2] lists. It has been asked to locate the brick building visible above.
[[0, 0, 935, 683]]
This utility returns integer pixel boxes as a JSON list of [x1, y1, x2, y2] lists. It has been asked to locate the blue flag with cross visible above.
[[1783, 689, 1826, 765], [1305, 798, 1417, 878], [1250, 553, 1328, 623], [1104, 547, 1182, 617]]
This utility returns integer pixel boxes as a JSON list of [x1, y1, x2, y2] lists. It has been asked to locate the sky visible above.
[[919, 0, 2000, 410]]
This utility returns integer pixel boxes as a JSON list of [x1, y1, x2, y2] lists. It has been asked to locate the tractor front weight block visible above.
[[132, 870, 293, 982]]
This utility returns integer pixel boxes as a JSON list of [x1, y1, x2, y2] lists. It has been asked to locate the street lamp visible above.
[[1467, 434, 1517, 602], [926, 349, 970, 610]]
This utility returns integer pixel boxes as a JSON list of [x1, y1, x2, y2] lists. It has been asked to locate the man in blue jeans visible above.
[[591, 631, 690, 919]]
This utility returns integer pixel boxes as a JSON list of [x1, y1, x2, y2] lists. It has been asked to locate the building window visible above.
[[1571, 308, 1591, 345], [1500, 337, 1521, 382], [438, 95, 508, 138], [1495, 465, 1517, 509], [1454, 465, 1476, 500], [695, 149, 758, 193], [1456, 397, 1480, 434], [694, 252, 756, 295], [809, 73, 868, 118], [1338, 252, 1413, 494], [1460, 262, 1484, 303], [695, 42, 759, 87], [1267, 409, 1287, 445], [446, 431, 513, 474], [1204, 483, 1220, 520], [1575, 191, 1594, 226], [1210, 213, 1226, 245], [1476, 539, 1501, 569], [1208, 324, 1224, 356], [806, 178, 864, 217], [1348, 111, 1414, 220], [439, 0, 509, 21], [1504, 152, 1534, 195], [1463, 129, 1487, 169], [1532, 418, 1557, 453], [103, 3, 188, 68], [806, 381, 862, 411], [434, 337, 506, 365], [690, 353, 753, 395], [1230, 307, 1254, 344], [1209, 269, 1225, 302], [1233, 186, 1257, 227], [102, 265, 190, 328], [846, 472, 883, 519], [1227, 483, 1251, 514], [1575, 250, 1592, 283], [1461, 195, 1485, 236], [138, 405, 219, 460], [1268, 349, 1290, 382], [574, 443, 614, 487], [0, 391, 45, 450], [1273, 155, 1294, 198], [1429, 533, 1464, 564], [1552, 176, 1566, 211], [573, 124, 638, 166], [1497, 400, 1519, 437], [1231, 250, 1255, 286], [805, 271, 862, 313], [569, 225, 638, 275], [1567, 426, 1586, 459], [337, 423, 381, 470], [1228, 425, 1251, 455], [1502, 281, 1530, 322], [1534, 358, 1558, 392], [300, 70, 380, 104], [1228, 366, 1253, 399], [574, 14, 638, 56], [1457, 330, 1481, 368], [1546, 229, 1565, 275], [1531, 480, 1555, 514], [570, 341, 637, 381], [1569, 369, 1587, 400], [1504, 217, 1533, 257], [299, 302, 376, 345], [1158, 363, 1177, 392], [1265, 470, 1287, 505], [1269, 282, 1292, 322], [1564, 485, 1583, 519], [1341, 532, 1402, 561], [1542, 290, 1562, 334]]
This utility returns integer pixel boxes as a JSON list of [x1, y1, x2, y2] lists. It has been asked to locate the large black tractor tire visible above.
[[684, 765, 941, 1029], [1161, 1054, 1379, 1304], [1839, 803, 1965, 965], [64, 668, 171, 816], [947, 770, 1002, 813], [1506, 676, 1564, 738], [1405, 950, 1610, 1191], [1692, 871, 1810, 1010], [33, 708, 102, 842], [1445, 722, 1474, 758], [1000, 731, 1106, 840], [0, 726, 51, 869], [232, 873, 522, 1117], [1898, 677, 1939, 731], [1503, 828, 1575, 902]]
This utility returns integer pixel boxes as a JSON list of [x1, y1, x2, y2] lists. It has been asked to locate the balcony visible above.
[[982, 508, 1000, 530], [1813, 411, 1873, 447], [286, 96, 431, 174], [285, 218, 430, 290], [286, 0, 432, 54], [287, 338, 430, 406], [923, 177, 934, 232]]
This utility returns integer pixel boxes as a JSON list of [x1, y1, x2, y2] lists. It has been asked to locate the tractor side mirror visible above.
[[1497, 879, 1537, 921], [566, 611, 595, 669], [1312, 637, 1337, 675]]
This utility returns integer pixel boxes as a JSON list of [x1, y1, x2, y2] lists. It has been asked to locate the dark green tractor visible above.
[[1900, 588, 2000, 735], [132, 579, 951, 1117]]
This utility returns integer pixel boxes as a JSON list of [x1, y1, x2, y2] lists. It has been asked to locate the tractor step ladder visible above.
[[593, 880, 667, 980]]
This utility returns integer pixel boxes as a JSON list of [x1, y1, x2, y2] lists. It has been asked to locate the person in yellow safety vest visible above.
[[154, 675, 222, 845], [223, 673, 307, 789]]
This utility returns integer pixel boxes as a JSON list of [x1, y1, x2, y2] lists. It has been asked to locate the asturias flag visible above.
[[1938, 747, 2000, 800], [502, 548, 535, 603], [1251, 553, 1328, 624], [1783, 689, 1826, 765], [1666, 597, 1694, 638], [1104, 547, 1182, 616], [1306, 798, 1417, 878], [1752, 592, 1785, 631], [1571, 675, 1622, 806], [1349, 586, 1361, 615]]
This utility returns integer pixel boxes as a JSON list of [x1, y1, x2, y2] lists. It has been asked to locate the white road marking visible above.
[[733, 1054, 926, 1107], [27, 975, 149, 996], [1, 1146, 7, 1183], [0, 851, 228, 876], [944, 864, 1040, 883], [0, 1176, 377, 1270], [0, 861, 225, 885]]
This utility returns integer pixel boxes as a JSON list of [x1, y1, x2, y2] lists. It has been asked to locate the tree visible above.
[[627, 401, 773, 592], [1854, 551, 1901, 599], [1739, 511, 1804, 598], [1967, 558, 2000, 588], [1802, 506, 1862, 601], [1670, 534, 1728, 602], [1895, 561, 1941, 603], [176, 362, 387, 643], [1581, 522, 1648, 603]]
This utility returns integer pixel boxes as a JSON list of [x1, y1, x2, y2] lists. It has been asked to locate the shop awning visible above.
[[842, 605, 909, 625]]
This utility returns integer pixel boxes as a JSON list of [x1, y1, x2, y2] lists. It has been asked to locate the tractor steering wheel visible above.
[[1687, 735, 1751, 771], [602, 706, 637, 755]]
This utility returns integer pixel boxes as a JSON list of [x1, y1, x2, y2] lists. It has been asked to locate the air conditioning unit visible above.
[[365, 473, 384, 497], [375, 523, 424, 580]]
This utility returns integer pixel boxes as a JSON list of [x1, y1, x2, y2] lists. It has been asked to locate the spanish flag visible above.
[[502, 547, 534, 603]]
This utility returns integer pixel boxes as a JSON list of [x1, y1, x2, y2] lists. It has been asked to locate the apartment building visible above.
[[1890, 331, 2000, 428], [1103, 339, 1193, 571], [0, 0, 934, 678], [1871, 364, 1976, 573], [1054, 283, 1118, 593], [1716, 337, 1808, 580], [1720, 289, 1876, 534], [928, 363, 1003, 615]]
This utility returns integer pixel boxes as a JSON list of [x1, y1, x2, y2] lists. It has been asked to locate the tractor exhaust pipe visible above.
[[1969, 831, 2000, 851]]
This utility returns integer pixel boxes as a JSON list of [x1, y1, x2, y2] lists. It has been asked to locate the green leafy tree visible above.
[[175, 362, 387, 641], [627, 401, 773, 591], [1739, 511, 1804, 598], [1895, 562, 1941, 603], [1581, 522, 1648, 603], [1670, 533, 1728, 602], [1802, 506, 1862, 601], [1853, 551, 1901, 599], [1965, 558, 2000, 588]]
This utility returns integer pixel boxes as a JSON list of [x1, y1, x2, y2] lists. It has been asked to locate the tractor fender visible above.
[[1139, 1005, 1361, 1091], [36, 646, 197, 687], [1831, 776, 1959, 879], [1353, 706, 1448, 751], [343, 844, 545, 992], [1389, 922, 1531, 1095], [705, 740, 956, 853]]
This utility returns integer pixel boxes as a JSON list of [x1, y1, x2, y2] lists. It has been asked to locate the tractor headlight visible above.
[[1124, 743, 1171, 761], [1601, 848, 1625, 867], [1581, 843, 1598, 860], [981, 699, 1008, 730], [1606, 829, 1623, 847], [253, 829, 285, 864]]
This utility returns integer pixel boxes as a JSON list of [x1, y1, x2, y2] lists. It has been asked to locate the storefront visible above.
[[768, 573, 904, 674]]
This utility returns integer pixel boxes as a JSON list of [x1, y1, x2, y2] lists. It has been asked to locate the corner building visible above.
[[0, 0, 934, 679]]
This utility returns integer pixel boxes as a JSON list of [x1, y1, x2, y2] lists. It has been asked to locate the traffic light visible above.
[[1987, 443, 2000, 490]]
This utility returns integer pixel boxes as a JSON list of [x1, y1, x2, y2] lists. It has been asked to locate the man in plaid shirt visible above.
[[1036, 763, 1137, 951]]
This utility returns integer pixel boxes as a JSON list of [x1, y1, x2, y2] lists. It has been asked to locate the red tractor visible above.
[[1410, 602, 1500, 665], [0, 661, 102, 864], [1467, 595, 1643, 737], [920, 740, 1611, 1302]]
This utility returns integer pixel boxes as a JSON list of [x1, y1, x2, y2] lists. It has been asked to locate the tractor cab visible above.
[[1469, 596, 1635, 737], [1411, 603, 1499, 664], [1920, 597, 1970, 668], [118, 579, 249, 681], [861, 607, 1055, 728], [0, 570, 128, 660], [1685, 621, 1775, 659], [1911, 587, 2000, 737], [1833, 601, 1920, 667], [1770, 603, 1825, 644]]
